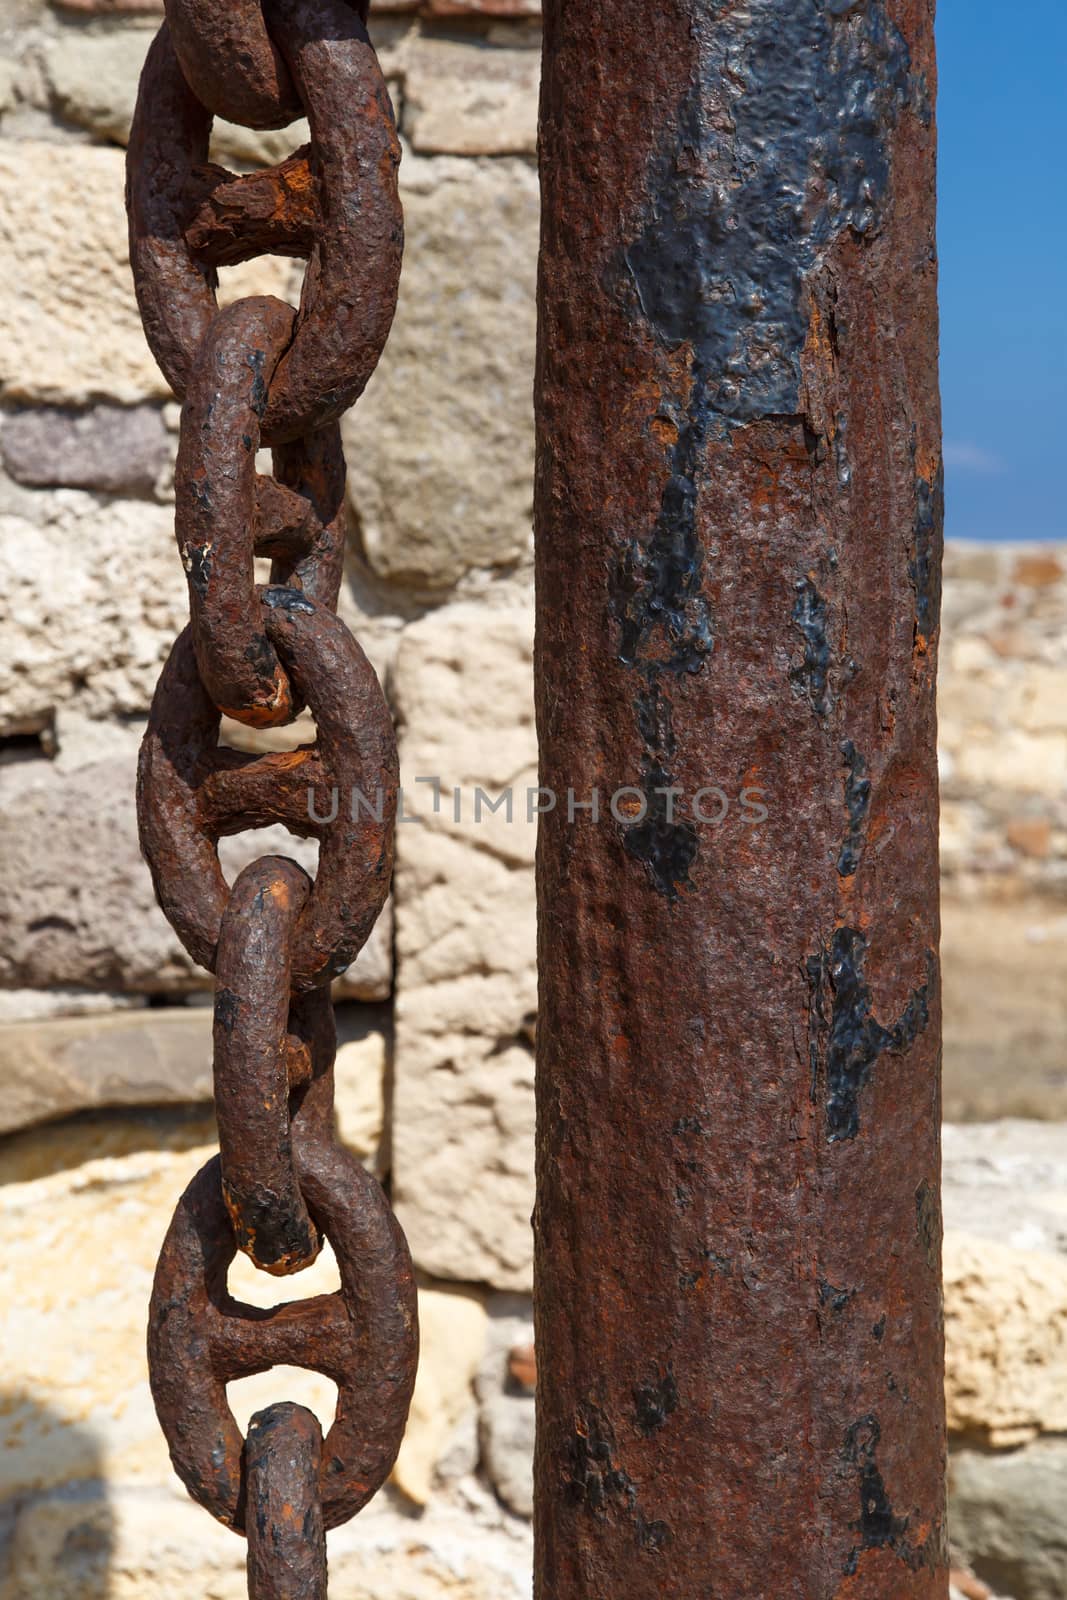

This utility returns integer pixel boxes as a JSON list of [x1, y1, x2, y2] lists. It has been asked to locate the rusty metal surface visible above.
[[128, 0, 402, 447], [139, 603, 397, 989], [124, 2, 416, 1590], [148, 1140, 418, 1532], [246, 1404, 328, 1599], [164, 0, 304, 129], [214, 856, 321, 1274], [534, 1, 946, 1596]]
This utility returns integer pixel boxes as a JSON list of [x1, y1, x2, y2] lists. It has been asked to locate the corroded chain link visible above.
[[125, 2, 418, 1592]]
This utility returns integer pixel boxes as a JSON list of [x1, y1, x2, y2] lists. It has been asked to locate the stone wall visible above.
[[1, 4, 1065, 1596]]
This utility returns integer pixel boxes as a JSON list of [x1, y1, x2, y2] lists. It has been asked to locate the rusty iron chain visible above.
[[126, 1, 418, 1592]]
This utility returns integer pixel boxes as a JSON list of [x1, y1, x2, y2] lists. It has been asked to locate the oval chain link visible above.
[[125, 2, 418, 1590]]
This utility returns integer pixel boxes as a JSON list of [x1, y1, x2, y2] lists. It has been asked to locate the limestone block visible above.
[[0, 999, 390, 1138], [421, 0, 540, 12], [0, 1131, 222, 1497], [390, 605, 536, 1290], [475, 1295, 535, 1518], [941, 897, 1067, 1121], [0, 990, 142, 1023], [0, 404, 169, 496], [0, 1007, 212, 1133], [1011, 551, 1064, 589], [401, 35, 539, 155], [392, 1286, 488, 1506], [1015, 666, 1067, 735], [0, 736, 393, 999], [343, 155, 537, 590], [333, 1018, 388, 1166], [0, 143, 167, 406], [950, 1440, 1067, 1600], [0, 1105, 396, 1482], [955, 730, 1067, 799], [944, 1232, 1067, 1446], [0, 57, 19, 117], [43, 27, 313, 167], [375, 0, 539, 11], [0, 142, 301, 408], [943, 1121, 1067, 1262], [52, 0, 160, 12], [0, 496, 186, 731], [942, 1123, 1067, 1455]]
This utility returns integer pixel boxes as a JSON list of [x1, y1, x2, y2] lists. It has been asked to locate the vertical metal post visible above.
[[533, 2, 945, 1595]]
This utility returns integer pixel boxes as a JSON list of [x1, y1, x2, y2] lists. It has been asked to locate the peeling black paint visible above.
[[614, 362, 715, 678], [623, 760, 700, 900], [872, 1314, 887, 1341], [818, 1278, 853, 1314], [243, 632, 278, 682], [264, 584, 315, 615], [188, 475, 211, 515], [564, 1402, 673, 1555], [807, 929, 932, 1141], [618, 678, 702, 901], [842, 1416, 939, 1575], [610, 367, 711, 899], [183, 541, 212, 598], [791, 576, 832, 718], [633, 1368, 679, 1436], [215, 987, 238, 1033], [564, 1406, 636, 1514], [609, 3, 916, 892], [635, 1514, 673, 1553], [837, 740, 871, 877], [246, 349, 270, 419], [842, 1416, 910, 1574], [623, 0, 915, 427], [910, 465, 944, 645]]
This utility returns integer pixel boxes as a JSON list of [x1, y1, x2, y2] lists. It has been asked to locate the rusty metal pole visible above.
[[533, 2, 945, 1595]]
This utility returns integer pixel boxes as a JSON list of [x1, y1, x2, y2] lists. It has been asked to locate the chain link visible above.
[[126, 2, 418, 1591]]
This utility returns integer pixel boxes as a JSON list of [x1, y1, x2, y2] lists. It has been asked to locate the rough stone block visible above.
[[0, 497, 186, 732], [0, 1007, 212, 1133], [0, 734, 393, 999], [476, 1294, 535, 1518], [943, 1121, 1067, 1449], [0, 403, 169, 496], [402, 35, 539, 155], [0, 989, 142, 1023], [42, 28, 314, 167], [0, 1001, 391, 1142], [333, 1011, 389, 1167], [392, 1286, 488, 1506], [0, 142, 168, 406], [950, 1440, 1067, 1600], [944, 1232, 1067, 1447], [343, 155, 537, 590], [942, 897, 1067, 1121], [391, 604, 536, 1290], [0, 143, 300, 408], [52, 0, 160, 11]]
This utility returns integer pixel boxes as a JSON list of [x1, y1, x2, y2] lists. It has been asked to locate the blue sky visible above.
[[938, 0, 1066, 540]]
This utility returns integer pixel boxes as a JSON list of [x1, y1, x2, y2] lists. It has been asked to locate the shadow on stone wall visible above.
[[0, 1396, 112, 1600]]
